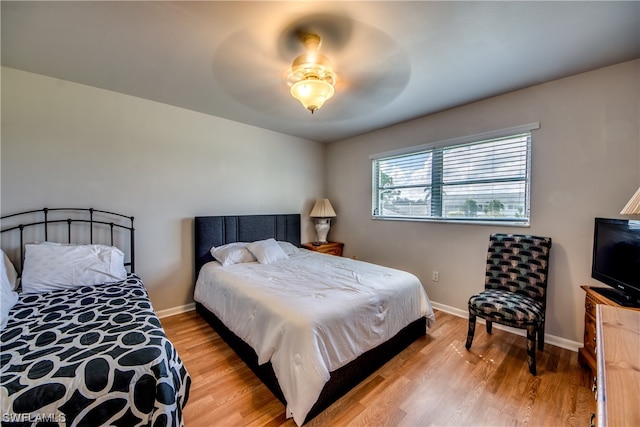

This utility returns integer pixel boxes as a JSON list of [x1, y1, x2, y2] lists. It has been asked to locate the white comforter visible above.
[[194, 248, 435, 425]]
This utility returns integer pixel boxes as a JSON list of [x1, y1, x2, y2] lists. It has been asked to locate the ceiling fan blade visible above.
[[333, 46, 411, 115], [212, 29, 290, 108]]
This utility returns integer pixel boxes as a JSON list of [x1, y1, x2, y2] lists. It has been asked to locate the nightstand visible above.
[[302, 241, 344, 257]]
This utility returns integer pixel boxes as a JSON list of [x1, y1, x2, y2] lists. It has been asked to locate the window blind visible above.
[[372, 125, 536, 224]]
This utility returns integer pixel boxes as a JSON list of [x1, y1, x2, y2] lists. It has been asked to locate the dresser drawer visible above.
[[323, 247, 342, 256], [584, 312, 597, 356], [585, 292, 599, 316], [301, 242, 344, 257]]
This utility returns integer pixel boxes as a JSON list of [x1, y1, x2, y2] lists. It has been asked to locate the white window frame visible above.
[[370, 123, 539, 226]]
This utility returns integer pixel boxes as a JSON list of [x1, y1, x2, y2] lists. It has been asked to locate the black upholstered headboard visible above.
[[194, 214, 301, 277]]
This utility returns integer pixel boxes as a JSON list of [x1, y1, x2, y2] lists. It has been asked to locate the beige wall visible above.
[[2, 61, 639, 345], [1, 67, 324, 311], [326, 60, 640, 346]]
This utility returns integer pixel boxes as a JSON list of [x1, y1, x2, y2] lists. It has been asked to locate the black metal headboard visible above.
[[1, 208, 135, 274], [194, 214, 300, 277]]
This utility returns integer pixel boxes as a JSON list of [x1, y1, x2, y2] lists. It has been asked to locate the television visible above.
[[591, 217, 640, 308]]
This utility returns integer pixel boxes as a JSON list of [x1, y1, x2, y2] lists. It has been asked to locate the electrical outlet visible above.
[[432, 271, 439, 282]]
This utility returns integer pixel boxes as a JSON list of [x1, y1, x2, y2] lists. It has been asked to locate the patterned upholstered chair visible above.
[[465, 233, 552, 375]]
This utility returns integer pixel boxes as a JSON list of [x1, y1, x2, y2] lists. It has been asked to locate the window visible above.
[[371, 123, 538, 225]]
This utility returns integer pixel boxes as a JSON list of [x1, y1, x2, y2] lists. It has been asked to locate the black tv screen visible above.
[[591, 218, 640, 307]]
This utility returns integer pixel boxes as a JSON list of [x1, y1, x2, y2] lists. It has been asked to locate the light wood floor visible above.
[[161, 310, 595, 426]]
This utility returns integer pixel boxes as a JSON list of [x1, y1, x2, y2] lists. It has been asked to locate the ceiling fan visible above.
[[212, 12, 411, 120], [286, 32, 336, 114]]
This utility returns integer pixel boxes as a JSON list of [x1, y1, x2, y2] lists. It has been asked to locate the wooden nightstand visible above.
[[302, 241, 344, 257]]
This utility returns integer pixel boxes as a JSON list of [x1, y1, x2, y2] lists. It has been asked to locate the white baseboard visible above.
[[156, 302, 196, 319], [430, 301, 582, 353]]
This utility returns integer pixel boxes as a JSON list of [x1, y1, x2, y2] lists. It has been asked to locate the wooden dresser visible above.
[[595, 305, 640, 426], [578, 286, 640, 374]]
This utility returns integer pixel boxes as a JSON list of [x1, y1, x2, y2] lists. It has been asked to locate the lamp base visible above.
[[314, 218, 331, 244]]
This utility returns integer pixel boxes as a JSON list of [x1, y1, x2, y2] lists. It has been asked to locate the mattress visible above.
[[1, 275, 191, 427], [194, 248, 434, 425]]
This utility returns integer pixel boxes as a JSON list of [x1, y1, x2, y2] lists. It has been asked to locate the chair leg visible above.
[[465, 313, 476, 349], [526, 325, 537, 375], [485, 320, 492, 334], [538, 321, 545, 351]]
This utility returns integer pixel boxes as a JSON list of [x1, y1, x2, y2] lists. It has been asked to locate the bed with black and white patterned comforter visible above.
[[0, 275, 191, 426]]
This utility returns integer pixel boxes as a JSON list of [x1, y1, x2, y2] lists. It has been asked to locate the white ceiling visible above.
[[2, 1, 639, 143]]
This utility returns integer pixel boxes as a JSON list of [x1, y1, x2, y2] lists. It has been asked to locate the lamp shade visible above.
[[620, 187, 640, 215], [310, 199, 336, 218]]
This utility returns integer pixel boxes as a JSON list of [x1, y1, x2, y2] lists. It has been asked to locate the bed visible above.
[[1, 208, 191, 427], [193, 213, 435, 425]]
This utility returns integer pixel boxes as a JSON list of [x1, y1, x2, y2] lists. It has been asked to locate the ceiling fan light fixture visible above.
[[290, 78, 335, 113], [286, 34, 336, 114]]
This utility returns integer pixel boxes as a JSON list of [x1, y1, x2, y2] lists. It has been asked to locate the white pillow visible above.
[[278, 241, 300, 256], [210, 242, 257, 266], [1, 249, 18, 290], [0, 252, 19, 330], [21, 243, 127, 294], [247, 238, 289, 265]]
